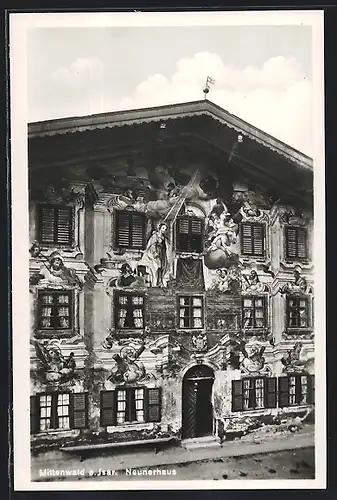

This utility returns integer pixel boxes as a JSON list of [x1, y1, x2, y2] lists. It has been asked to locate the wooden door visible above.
[[182, 365, 214, 439]]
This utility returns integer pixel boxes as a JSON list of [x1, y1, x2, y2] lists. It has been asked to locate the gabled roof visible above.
[[28, 99, 312, 171]]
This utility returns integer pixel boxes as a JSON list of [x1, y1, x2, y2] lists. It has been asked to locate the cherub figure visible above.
[[32, 339, 76, 383]]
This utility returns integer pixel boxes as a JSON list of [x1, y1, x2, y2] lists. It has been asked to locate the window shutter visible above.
[[265, 377, 277, 408], [307, 375, 315, 405], [116, 212, 131, 247], [285, 227, 297, 258], [30, 395, 40, 434], [278, 377, 290, 407], [297, 228, 307, 259], [190, 218, 203, 253], [56, 207, 73, 245], [100, 391, 116, 426], [253, 225, 264, 256], [70, 393, 88, 429], [191, 218, 203, 235], [178, 217, 189, 234], [131, 213, 145, 249], [232, 380, 244, 412], [39, 206, 55, 244], [145, 388, 161, 422], [241, 224, 253, 255]]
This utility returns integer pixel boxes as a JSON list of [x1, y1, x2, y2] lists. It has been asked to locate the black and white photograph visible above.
[[10, 10, 326, 490]]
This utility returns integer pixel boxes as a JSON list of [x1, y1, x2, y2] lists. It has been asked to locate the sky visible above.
[[27, 25, 313, 155]]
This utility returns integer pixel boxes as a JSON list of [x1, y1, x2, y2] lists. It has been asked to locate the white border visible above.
[[10, 10, 326, 491]]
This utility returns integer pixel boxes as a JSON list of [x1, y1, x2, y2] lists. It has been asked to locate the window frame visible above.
[[232, 377, 277, 412], [37, 203, 74, 247], [100, 387, 162, 426], [242, 295, 267, 330], [38, 392, 71, 432], [114, 291, 146, 331], [284, 225, 308, 261], [116, 387, 145, 424], [177, 294, 205, 330], [278, 374, 314, 407], [37, 289, 74, 332], [175, 215, 204, 254], [114, 210, 146, 251], [286, 296, 310, 329], [240, 222, 265, 258]]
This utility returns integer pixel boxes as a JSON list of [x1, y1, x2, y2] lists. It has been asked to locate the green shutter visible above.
[[252, 224, 264, 256], [232, 380, 243, 412], [100, 391, 116, 426], [241, 223, 253, 255], [70, 393, 88, 429], [145, 388, 162, 422], [278, 377, 290, 407], [285, 227, 297, 258], [56, 207, 73, 245], [116, 212, 131, 248], [265, 377, 277, 408], [297, 228, 307, 259], [30, 395, 40, 434], [307, 375, 315, 405]]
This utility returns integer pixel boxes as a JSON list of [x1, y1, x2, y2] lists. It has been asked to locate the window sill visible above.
[[175, 251, 203, 258], [32, 429, 80, 438], [242, 328, 270, 336], [241, 255, 266, 261], [34, 329, 77, 339], [284, 328, 313, 335], [106, 422, 154, 433], [176, 329, 205, 334]]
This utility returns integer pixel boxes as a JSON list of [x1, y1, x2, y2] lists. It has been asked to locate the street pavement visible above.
[[31, 424, 314, 482]]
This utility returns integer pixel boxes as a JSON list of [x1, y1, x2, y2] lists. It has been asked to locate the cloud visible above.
[[52, 57, 105, 89], [117, 52, 312, 155]]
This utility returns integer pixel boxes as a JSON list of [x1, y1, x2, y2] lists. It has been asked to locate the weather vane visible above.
[[203, 76, 215, 99]]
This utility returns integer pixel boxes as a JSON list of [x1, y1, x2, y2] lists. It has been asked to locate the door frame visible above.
[[181, 364, 215, 439]]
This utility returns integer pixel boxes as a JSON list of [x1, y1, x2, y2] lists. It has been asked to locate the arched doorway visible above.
[[182, 364, 214, 439]]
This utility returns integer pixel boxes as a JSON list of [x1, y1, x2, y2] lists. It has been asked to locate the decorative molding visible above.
[[191, 333, 208, 352]]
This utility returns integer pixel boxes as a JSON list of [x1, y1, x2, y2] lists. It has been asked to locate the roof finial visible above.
[[203, 76, 215, 99]]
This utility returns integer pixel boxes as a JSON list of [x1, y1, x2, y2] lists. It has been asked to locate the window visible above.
[[38, 291, 73, 330], [286, 297, 309, 328], [115, 211, 146, 250], [176, 216, 204, 253], [285, 226, 308, 260], [232, 377, 277, 411], [30, 392, 88, 433], [178, 295, 204, 329], [278, 375, 314, 407], [115, 293, 145, 330], [100, 388, 161, 426], [116, 388, 145, 424], [242, 296, 266, 329], [240, 223, 265, 257], [38, 204, 73, 246]]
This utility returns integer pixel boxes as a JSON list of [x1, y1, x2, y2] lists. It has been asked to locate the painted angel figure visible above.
[[281, 342, 306, 372], [240, 344, 266, 373], [208, 215, 238, 252], [243, 270, 266, 293], [32, 339, 76, 383], [138, 222, 171, 287]]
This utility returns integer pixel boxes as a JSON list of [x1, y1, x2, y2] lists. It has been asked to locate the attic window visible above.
[[115, 211, 146, 250], [38, 204, 74, 246], [285, 226, 308, 260], [176, 216, 204, 253]]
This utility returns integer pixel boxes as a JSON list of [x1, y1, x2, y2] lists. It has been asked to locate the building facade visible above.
[[28, 101, 315, 451]]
